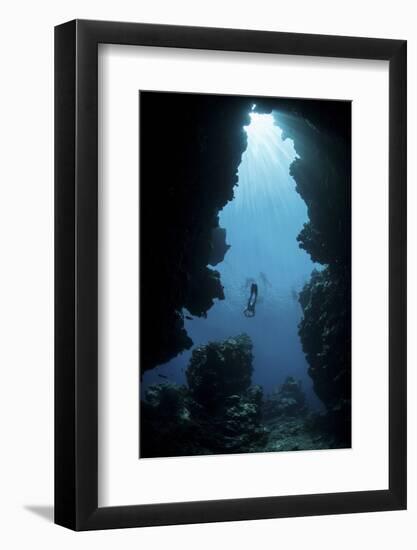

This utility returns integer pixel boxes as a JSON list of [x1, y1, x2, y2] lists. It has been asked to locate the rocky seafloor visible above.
[[140, 334, 344, 458]]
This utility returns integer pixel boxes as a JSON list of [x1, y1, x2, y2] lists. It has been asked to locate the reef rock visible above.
[[186, 334, 253, 411], [140, 383, 200, 458], [298, 268, 351, 444], [141, 334, 268, 457], [263, 376, 307, 420], [186, 334, 268, 453], [208, 225, 231, 266]]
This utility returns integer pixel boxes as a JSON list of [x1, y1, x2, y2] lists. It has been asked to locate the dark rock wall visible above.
[[140, 92, 252, 373], [187, 334, 254, 411], [269, 103, 352, 445]]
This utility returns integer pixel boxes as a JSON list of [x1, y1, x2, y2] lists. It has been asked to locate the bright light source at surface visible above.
[[245, 112, 273, 136], [244, 112, 296, 162]]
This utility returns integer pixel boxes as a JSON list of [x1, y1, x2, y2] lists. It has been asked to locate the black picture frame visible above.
[[55, 19, 407, 531]]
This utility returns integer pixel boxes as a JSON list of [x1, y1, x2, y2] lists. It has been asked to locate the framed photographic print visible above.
[[55, 20, 407, 530]]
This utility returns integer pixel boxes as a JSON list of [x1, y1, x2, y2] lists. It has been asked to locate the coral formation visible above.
[[140, 335, 268, 457], [141, 342, 344, 457], [208, 225, 230, 266], [298, 268, 351, 427], [262, 376, 345, 452], [186, 335, 267, 454], [263, 376, 307, 420], [140, 383, 199, 458], [264, 415, 342, 453], [186, 334, 254, 410]]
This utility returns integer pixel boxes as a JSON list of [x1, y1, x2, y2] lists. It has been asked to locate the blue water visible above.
[[142, 112, 321, 408]]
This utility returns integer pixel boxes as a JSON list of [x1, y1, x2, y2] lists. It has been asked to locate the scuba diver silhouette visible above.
[[244, 282, 258, 317]]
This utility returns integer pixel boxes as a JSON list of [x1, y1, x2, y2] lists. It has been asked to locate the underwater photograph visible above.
[[139, 91, 351, 459]]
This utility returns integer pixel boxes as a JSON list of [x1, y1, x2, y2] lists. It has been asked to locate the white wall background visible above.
[[0, 0, 414, 548]]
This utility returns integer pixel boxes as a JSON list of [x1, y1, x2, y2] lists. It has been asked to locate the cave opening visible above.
[[142, 109, 322, 410]]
